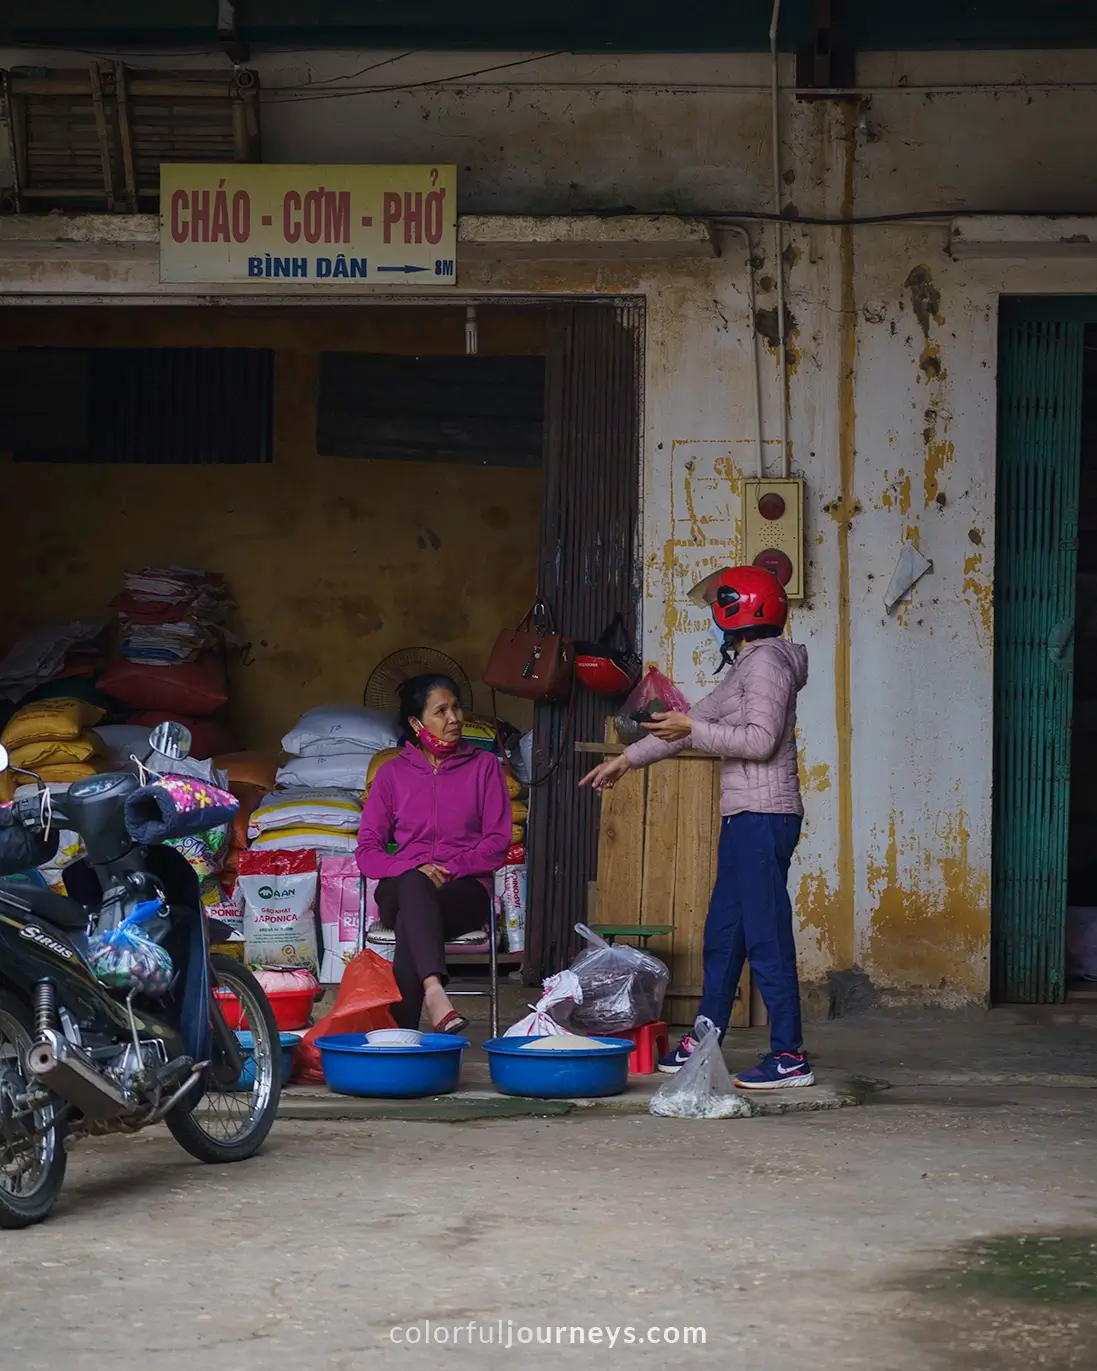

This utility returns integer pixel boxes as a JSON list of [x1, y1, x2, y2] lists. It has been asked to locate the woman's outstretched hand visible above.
[[418, 863, 452, 888], [579, 753, 631, 791], [642, 710, 692, 742]]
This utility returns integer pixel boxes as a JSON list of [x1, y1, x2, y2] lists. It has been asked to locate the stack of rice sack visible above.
[[98, 567, 237, 760], [0, 698, 107, 800], [276, 705, 398, 793], [247, 787, 363, 854]]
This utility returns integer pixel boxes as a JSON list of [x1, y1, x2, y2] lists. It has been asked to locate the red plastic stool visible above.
[[619, 1021, 670, 1075]]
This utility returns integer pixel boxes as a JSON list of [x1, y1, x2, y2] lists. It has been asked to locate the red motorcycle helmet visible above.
[[688, 565, 788, 632], [574, 613, 642, 697]]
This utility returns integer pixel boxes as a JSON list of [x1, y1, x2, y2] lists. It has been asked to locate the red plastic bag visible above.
[[613, 668, 691, 743], [100, 655, 228, 717], [291, 949, 400, 1085]]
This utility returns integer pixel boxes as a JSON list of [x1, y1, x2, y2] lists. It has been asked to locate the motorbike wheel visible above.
[[0, 992, 67, 1229], [165, 955, 281, 1164]]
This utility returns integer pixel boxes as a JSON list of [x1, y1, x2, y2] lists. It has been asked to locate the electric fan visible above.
[[363, 648, 473, 714]]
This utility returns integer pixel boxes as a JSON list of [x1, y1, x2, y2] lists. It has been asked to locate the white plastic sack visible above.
[[282, 705, 398, 758], [1067, 907, 1097, 980], [494, 863, 528, 953], [248, 827, 358, 854], [512, 731, 534, 784], [37, 829, 85, 895], [650, 1022, 755, 1119], [276, 753, 372, 791], [504, 970, 583, 1037], [248, 787, 362, 839], [237, 851, 319, 972]]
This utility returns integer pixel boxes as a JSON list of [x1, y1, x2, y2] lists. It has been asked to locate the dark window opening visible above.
[[0, 347, 274, 463], [316, 353, 545, 468]]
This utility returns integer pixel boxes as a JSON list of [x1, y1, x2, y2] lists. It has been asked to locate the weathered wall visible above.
[[0, 308, 545, 751], [5, 45, 1097, 1000]]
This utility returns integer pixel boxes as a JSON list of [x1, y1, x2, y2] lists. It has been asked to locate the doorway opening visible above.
[[0, 299, 643, 991]]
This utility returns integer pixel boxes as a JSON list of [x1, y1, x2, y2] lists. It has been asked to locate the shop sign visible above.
[[159, 164, 457, 285]]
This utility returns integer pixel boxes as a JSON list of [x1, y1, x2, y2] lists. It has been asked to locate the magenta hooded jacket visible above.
[[355, 742, 513, 889]]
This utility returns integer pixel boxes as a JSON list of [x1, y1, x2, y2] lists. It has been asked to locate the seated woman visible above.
[[356, 674, 512, 1033]]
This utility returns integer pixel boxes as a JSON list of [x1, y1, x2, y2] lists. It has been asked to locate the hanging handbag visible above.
[[574, 612, 641, 697], [484, 597, 573, 702]]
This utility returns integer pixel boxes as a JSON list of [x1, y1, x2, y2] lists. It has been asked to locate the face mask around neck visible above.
[[416, 725, 459, 757]]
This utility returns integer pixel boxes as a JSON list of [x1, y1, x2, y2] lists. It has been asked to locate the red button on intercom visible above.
[[757, 492, 786, 521], [753, 549, 794, 586]]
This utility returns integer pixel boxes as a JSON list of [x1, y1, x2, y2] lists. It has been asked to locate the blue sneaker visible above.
[[657, 1033, 698, 1074], [733, 1052, 814, 1090]]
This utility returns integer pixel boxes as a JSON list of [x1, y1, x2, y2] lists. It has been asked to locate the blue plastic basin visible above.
[[482, 1036, 634, 1099], [315, 1032, 469, 1098], [235, 1031, 301, 1090]]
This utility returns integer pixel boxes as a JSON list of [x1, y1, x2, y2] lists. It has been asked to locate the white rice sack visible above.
[[495, 864, 527, 953], [282, 706, 398, 758], [248, 787, 362, 840], [519, 1034, 606, 1051], [248, 826, 358, 854], [237, 850, 319, 972], [276, 753, 372, 791]]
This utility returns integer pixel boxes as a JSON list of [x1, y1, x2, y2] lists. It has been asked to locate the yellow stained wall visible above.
[[0, 307, 545, 751]]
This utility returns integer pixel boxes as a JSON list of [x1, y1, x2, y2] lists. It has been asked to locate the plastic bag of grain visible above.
[[237, 848, 319, 973], [504, 970, 581, 1037]]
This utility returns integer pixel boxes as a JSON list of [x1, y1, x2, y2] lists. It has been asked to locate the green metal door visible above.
[[993, 313, 1084, 1002]]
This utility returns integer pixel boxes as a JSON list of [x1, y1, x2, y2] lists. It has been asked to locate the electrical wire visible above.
[[534, 207, 1097, 227], [279, 49, 419, 87], [262, 50, 572, 102]]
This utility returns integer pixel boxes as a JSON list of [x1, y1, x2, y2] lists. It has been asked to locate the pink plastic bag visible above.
[[613, 668, 691, 743], [319, 854, 362, 983]]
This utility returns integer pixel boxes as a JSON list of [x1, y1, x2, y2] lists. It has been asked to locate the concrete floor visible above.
[[4, 1049, 1097, 1370]]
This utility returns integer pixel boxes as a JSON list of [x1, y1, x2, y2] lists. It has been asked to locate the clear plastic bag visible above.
[[650, 1021, 755, 1119], [613, 668, 692, 743], [504, 970, 583, 1037], [87, 898, 174, 996], [567, 924, 669, 1035]]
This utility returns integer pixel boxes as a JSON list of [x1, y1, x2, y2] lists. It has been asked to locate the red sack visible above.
[[291, 949, 400, 1085], [101, 655, 228, 716], [129, 711, 236, 760]]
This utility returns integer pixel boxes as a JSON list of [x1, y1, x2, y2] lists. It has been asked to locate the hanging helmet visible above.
[[688, 565, 788, 632]]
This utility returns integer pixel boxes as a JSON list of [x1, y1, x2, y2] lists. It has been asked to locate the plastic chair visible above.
[[445, 893, 502, 1037]]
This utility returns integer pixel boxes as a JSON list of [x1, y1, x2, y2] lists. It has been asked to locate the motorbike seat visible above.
[[0, 877, 88, 931]]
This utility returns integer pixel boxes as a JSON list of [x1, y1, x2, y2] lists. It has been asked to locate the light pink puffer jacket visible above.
[[624, 639, 809, 817]]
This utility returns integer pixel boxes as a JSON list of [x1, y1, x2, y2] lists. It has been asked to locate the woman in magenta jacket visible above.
[[356, 674, 512, 1033]]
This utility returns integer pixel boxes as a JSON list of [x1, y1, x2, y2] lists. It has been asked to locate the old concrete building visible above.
[[3, 4, 1097, 1014]]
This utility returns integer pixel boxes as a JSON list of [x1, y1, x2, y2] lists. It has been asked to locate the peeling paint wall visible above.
[[5, 44, 1097, 1001], [0, 309, 545, 751]]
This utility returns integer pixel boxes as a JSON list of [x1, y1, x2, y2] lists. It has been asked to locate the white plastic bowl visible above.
[[364, 1028, 424, 1047]]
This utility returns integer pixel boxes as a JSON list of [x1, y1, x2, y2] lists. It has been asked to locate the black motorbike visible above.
[[0, 724, 281, 1229]]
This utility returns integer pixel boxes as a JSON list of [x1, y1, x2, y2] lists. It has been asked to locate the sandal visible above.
[[433, 1009, 470, 1035]]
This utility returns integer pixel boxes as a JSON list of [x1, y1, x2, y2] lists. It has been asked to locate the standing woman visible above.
[[580, 566, 812, 1088], [357, 674, 512, 1033]]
